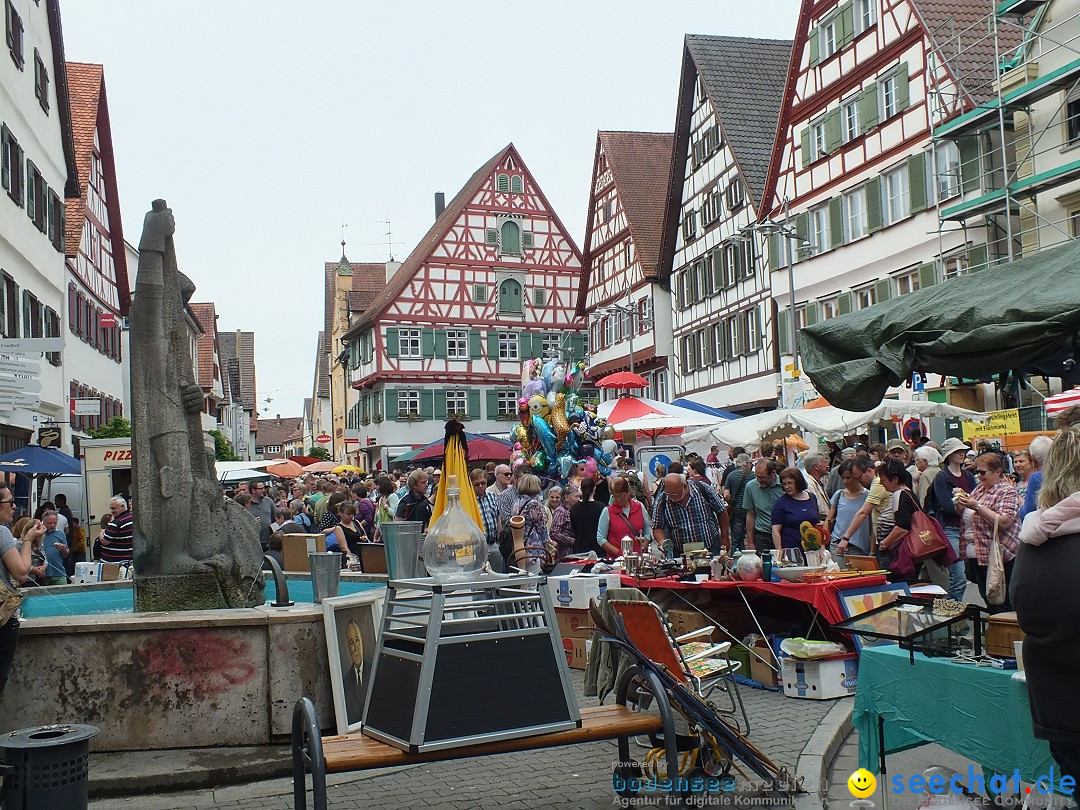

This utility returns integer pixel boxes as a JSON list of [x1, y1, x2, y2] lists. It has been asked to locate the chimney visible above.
[[434, 192, 445, 219], [385, 260, 402, 283]]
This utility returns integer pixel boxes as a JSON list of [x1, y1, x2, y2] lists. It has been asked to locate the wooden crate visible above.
[[985, 611, 1025, 658]]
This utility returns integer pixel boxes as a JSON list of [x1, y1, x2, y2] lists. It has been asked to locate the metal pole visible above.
[[782, 198, 799, 370]]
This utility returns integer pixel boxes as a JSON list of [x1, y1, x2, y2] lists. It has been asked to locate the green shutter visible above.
[[809, 28, 820, 67], [795, 212, 809, 259], [468, 390, 480, 420], [874, 278, 892, 302], [825, 108, 843, 153], [434, 390, 447, 420], [801, 128, 811, 167], [967, 243, 989, 272], [434, 329, 447, 359], [804, 302, 820, 326], [22, 291, 31, 338], [421, 328, 435, 358], [769, 233, 781, 269], [25, 159, 34, 222], [386, 389, 399, 420], [486, 389, 499, 418], [517, 331, 531, 359], [837, 292, 853, 315], [829, 197, 844, 248], [897, 62, 910, 110], [487, 330, 500, 359], [469, 330, 482, 359], [958, 136, 980, 192], [840, 3, 855, 45], [385, 327, 399, 358], [776, 307, 792, 358], [908, 152, 927, 212], [570, 333, 585, 359], [918, 261, 938, 288], [860, 85, 879, 132], [866, 177, 882, 233], [420, 390, 434, 421], [486, 228, 498, 245]]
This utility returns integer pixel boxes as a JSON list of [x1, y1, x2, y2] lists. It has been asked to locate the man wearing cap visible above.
[[927, 437, 975, 601]]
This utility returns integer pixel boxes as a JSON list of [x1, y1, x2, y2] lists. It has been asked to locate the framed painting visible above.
[[836, 582, 911, 651], [322, 590, 385, 734]]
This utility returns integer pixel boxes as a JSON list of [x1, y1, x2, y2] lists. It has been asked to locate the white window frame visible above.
[[820, 16, 838, 60], [498, 331, 519, 361], [445, 389, 468, 417], [933, 142, 961, 203], [399, 328, 422, 358], [637, 296, 652, 334], [541, 332, 561, 358], [604, 315, 615, 346], [497, 390, 517, 417], [854, 0, 877, 33], [843, 97, 860, 142], [883, 165, 910, 225], [942, 253, 969, 280], [794, 306, 808, 330], [844, 186, 868, 240], [623, 241, 632, 269], [446, 329, 469, 360], [809, 204, 830, 253], [880, 72, 900, 120], [854, 285, 876, 309], [399, 389, 420, 418], [893, 268, 920, 296], [812, 118, 827, 159], [682, 209, 697, 241], [820, 298, 838, 321], [726, 180, 744, 211]]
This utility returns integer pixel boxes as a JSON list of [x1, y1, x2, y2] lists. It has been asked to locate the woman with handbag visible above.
[[508, 474, 553, 573], [874, 459, 959, 583], [955, 451, 1020, 614], [1, 485, 45, 698]]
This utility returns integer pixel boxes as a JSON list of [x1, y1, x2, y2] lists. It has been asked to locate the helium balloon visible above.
[[532, 414, 557, 458], [550, 392, 570, 448], [582, 458, 597, 479], [601, 439, 618, 456], [529, 394, 550, 418], [558, 454, 574, 478], [522, 380, 546, 400], [550, 363, 567, 393], [541, 360, 557, 390], [529, 451, 548, 471], [602, 425, 616, 440]]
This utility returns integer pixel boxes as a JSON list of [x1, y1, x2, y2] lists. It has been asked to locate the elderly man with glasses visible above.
[[651, 474, 729, 555], [491, 464, 513, 495]]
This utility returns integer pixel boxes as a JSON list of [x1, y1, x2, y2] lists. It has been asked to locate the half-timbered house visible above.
[[579, 131, 674, 402], [660, 36, 792, 413], [343, 143, 586, 471]]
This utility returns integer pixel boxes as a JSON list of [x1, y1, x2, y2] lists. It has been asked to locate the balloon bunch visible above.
[[508, 358, 618, 483]]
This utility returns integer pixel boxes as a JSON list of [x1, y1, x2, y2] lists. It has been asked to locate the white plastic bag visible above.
[[779, 637, 848, 660]]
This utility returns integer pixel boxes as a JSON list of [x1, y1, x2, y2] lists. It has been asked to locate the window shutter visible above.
[[958, 136, 980, 192], [57, 199, 65, 252], [676, 271, 686, 309], [710, 249, 723, 290], [485, 228, 498, 246], [825, 109, 843, 153], [469, 330, 482, 359], [829, 197, 844, 248], [866, 177, 883, 233], [908, 152, 928, 212], [795, 212, 810, 258], [570, 333, 585, 359], [804, 302, 820, 326], [809, 27, 820, 67], [487, 330, 500, 359], [486, 389, 499, 418], [382, 388, 397, 420], [385, 327, 399, 357], [510, 175, 523, 194], [25, 159, 34, 222], [776, 307, 791, 358], [515, 332, 530, 359], [420, 390, 434, 421], [496, 174, 509, 192], [434, 391, 447, 420], [768, 233, 781, 269], [874, 278, 892, 302], [801, 128, 811, 168], [468, 390, 480, 420], [1, 126, 8, 191], [967, 243, 989, 272], [522, 231, 534, 250], [918, 261, 938, 288], [837, 291, 853, 315], [860, 85, 879, 132], [840, 3, 855, 45], [434, 329, 447, 359], [897, 62, 910, 110], [22, 290, 31, 338]]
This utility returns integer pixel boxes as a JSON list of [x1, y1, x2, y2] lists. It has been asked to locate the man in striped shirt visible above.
[[470, 468, 502, 572], [652, 474, 730, 555], [99, 496, 134, 563]]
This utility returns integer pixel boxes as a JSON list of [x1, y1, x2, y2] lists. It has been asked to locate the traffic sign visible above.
[[0, 358, 40, 375], [0, 337, 63, 354], [902, 418, 923, 444], [316, 434, 332, 444], [70, 398, 101, 416]]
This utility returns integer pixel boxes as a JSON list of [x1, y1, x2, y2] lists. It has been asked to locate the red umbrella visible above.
[[412, 433, 512, 462], [595, 371, 650, 389]]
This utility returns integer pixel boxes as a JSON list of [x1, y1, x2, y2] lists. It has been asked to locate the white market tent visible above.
[[683, 400, 989, 452]]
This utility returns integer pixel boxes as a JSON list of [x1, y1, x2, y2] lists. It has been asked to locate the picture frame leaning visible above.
[[322, 589, 385, 734]]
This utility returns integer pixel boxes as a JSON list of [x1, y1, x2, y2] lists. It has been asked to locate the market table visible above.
[[854, 644, 1054, 785]]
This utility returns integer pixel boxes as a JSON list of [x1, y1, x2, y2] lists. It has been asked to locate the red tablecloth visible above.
[[619, 574, 888, 626]]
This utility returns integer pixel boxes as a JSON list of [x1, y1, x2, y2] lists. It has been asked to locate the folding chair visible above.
[[609, 599, 749, 734]]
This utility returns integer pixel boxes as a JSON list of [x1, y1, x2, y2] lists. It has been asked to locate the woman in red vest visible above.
[[596, 476, 652, 559]]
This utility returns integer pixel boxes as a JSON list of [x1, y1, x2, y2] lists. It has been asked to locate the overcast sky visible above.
[[61, 0, 800, 418]]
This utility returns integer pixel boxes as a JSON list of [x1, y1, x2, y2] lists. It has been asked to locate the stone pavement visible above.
[[89, 669, 844, 810]]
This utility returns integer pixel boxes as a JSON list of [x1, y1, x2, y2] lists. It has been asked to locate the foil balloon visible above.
[[562, 429, 579, 457], [546, 389, 558, 412], [528, 394, 550, 418], [541, 360, 557, 391], [550, 363, 566, 393], [550, 392, 570, 448], [522, 379, 546, 400], [532, 414, 557, 458], [569, 361, 586, 391], [602, 425, 616, 440], [518, 401, 531, 425], [582, 458, 598, 479], [601, 438, 618, 456], [558, 454, 574, 478], [510, 424, 528, 445], [528, 451, 548, 471]]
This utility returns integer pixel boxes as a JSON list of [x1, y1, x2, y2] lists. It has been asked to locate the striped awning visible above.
[[1045, 388, 1080, 417]]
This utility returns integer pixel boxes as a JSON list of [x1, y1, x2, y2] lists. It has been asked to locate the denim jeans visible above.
[[941, 525, 969, 602], [730, 513, 747, 551]]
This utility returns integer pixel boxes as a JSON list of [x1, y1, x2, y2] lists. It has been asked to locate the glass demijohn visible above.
[[422, 474, 487, 582]]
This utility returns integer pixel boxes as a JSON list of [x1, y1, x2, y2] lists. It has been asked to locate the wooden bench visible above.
[[291, 667, 683, 810]]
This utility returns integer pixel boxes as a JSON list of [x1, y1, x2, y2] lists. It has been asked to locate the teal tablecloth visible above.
[[853, 645, 1054, 779]]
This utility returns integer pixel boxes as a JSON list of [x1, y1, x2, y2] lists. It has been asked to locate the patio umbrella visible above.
[[670, 398, 740, 420], [217, 468, 274, 484], [0, 445, 81, 476], [594, 371, 650, 389], [302, 461, 338, 473], [389, 447, 422, 464], [597, 396, 729, 430], [266, 459, 305, 478], [1045, 388, 1080, 418], [332, 464, 365, 475], [412, 433, 512, 463]]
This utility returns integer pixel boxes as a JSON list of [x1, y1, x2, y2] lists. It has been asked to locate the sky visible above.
[[61, 0, 801, 418]]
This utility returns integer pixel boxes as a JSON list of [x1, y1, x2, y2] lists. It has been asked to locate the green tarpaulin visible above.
[[800, 242, 1080, 411]]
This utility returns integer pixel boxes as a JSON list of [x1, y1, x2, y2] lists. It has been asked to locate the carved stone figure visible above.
[[130, 199, 265, 610]]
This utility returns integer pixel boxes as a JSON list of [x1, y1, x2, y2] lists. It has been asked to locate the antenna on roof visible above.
[[376, 220, 395, 262]]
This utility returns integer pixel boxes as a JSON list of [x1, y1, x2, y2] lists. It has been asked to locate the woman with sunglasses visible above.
[[955, 451, 1020, 613]]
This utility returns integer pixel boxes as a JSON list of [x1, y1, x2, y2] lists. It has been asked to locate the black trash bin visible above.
[[0, 724, 99, 810]]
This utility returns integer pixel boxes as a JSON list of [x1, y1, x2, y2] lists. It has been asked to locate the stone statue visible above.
[[130, 199, 265, 610]]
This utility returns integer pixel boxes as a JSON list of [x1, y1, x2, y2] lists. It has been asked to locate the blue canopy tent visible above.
[[671, 398, 740, 421], [0, 445, 82, 517]]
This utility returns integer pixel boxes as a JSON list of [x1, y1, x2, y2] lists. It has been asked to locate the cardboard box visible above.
[[282, 533, 326, 572], [99, 562, 121, 582], [545, 573, 621, 610], [781, 654, 859, 700], [555, 608, 596, 640], [666, 608, 717, 642], [749, 639, 779, 688], [562, 636, 592, 670]]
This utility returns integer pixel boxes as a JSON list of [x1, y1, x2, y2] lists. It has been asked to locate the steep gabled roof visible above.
[[255, 416, 304, 450], [188, 302, 218, 391], [658, 35, 792, 284], [323, 258, 385, 341], [65, 62, 131, 314], [347, 143, 582, 336], [314, 331, 329, 399]]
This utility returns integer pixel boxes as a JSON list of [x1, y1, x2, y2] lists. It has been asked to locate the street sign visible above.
[[902, 418, 923, 444], [0, 337, 63, 354], [70, 398, 101, 416], [99, 313, 117, 328], [911, 372, 926, 392], [316, 433, 332, 444], [0, 375, 41, 393], [38, 426, 62, 448], [0, 394, 40, 408], [0, 358, 40, 375]]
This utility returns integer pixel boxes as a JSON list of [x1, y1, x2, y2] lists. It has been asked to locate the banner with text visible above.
[[962, 408, 1021, 441]]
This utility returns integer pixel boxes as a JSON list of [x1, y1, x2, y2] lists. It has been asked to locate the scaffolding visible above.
[[928, 0, 1080, 274]]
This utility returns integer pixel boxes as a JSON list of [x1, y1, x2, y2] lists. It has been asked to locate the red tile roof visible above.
[[255, 416, 304, 451], [188, 302, 218, 392]]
